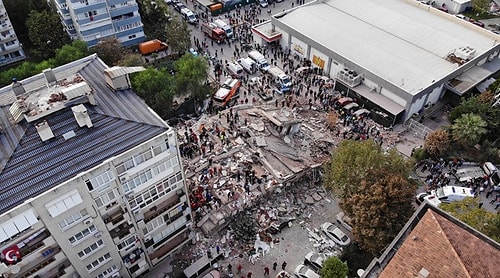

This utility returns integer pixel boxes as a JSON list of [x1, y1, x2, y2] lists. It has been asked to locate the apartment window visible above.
[[143, 216, 165, 234], [5, 40, 15, 46], [96, 265, 118, 278], [77, 239, 104, 258], [45, 190, 83, 218], [86, 253, 111, 272], [94, 189, 118, 208], [58, 209, 88, 230], [123, 156, 179, 193], [117, 236, 136, 251], [86, 170, 115, 192], [68, 225, 97, 245], [116, 142, 169, 175], [152, 217, 187, 244], [128, 171, 183, 210]]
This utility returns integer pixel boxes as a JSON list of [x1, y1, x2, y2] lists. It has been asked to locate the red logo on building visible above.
[[1, 245, 21, 265]]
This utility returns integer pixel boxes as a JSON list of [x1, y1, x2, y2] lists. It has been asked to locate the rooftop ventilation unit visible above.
[[9, 101, 26, 123], [72, 104, 93, 128], [43, 68, 57, 85], [11, 80, 25, 96], [104, 66, 146, 91], [35, 120, 54, 141]]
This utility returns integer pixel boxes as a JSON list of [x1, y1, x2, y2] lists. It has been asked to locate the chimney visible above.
[[72, 104, 93, 128], [35, 120, 55, 141], [43, 68, 57, 85], [418, 268, 430, 278], [11, 78, 26, 96]]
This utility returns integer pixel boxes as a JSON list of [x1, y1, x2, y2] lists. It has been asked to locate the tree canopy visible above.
[[174, 54, 209, 101], [165, 16, 191, 53], [320, 257, 349, 278], [93, 37, 126, 66], [26, 10, 71, 60], [451, 113, 488, 146], [440, 197, 500, 243], [131, 68, 175, 119], [324, 140, 413, 202], [348, 169, 416, 255], [0, 40, 89, 87], [424, 129, 450, 157], [472, 0, 491, 14]]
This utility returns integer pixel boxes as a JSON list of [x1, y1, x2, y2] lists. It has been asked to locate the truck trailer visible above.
[[138, 39, 168, 55], [201, 22, 226, 44], [213, 78, 241, 108]]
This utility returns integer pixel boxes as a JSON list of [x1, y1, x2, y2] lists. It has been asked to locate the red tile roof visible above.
[[379, 210, 500, 278]]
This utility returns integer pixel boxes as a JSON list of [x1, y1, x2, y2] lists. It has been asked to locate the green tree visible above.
[[93, 37, 127, 66], [472, 0, 491, 14], [441, 198, 500, 243], [165, 16, 191, 53], [26, 10, 71, 60], [320, 257, 349, 278], [174, 54, 209, 102], [54, 40, 89, 65], [451, 113, 487, 146], [131, 68, 175, 118], [424, 129, 450, 157], [449, 96, 500, 141], [118, 53, 145, 67], [324, 140, 412, 203], [348, 170, 416, 255]]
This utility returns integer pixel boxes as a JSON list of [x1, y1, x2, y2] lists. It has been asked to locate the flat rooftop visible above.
[[274, 0, 499, 95]]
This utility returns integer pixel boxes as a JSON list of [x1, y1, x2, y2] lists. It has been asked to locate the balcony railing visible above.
[[110, 222, 133, 240], [149, 231, 188, 262], [12, 246, 61, 278], [143, 194, 182, 223]]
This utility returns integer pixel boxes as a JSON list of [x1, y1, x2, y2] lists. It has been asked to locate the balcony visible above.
[[103, 207, 127, 230], [78, 17, 112, 32], [143, 193, 182, 223], [122, 248, 144, 268], [149, 231, 189, 263], [39, 258, 71, 278], [12, 246, 62, 278], [110, 222, 134, 240]]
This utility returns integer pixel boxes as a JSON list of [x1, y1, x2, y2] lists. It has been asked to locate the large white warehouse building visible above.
[[253, 0, 500, 126]]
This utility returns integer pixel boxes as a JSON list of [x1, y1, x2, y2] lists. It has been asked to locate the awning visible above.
[[352, 84, 405, 116], [251, 21, 282, 43], [448, 57, 500, 95]]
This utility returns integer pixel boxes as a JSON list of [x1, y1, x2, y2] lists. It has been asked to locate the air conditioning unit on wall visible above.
[[84, 218, 93, 225]]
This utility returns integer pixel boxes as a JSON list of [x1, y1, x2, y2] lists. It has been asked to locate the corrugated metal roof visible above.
[[0, 55, 169, 214], [104, 66, 145, 79]]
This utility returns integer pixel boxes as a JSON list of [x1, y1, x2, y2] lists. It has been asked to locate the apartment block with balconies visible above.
[[52, 0, 145, 47], [0, 54, 193, 278], [0, 0, 26, 67]]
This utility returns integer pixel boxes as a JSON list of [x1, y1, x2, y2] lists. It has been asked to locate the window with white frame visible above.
[[115, 141, 169, 176], [58, 209, 88, 230], [143, 216, 165, 235], [86, 170, 115, 192], [68, 225, 97, 245], [128, 172, 183, 210], [45, 190, 83, 218], [77, 239, 104, 258], [122, 156, 179, 193], [117, 236, 136, 251], [96, 264, 118, 278], [86, 253, 111, 272], [94, 189, 118, 208]]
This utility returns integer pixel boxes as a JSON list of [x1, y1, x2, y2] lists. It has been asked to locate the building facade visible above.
[[51, 0, 145, 47], [0, 55, 192, 278], [0, 0, 26, 67]]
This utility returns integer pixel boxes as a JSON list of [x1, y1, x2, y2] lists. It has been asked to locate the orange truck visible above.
[[138, 39, 168, 55], [213, 78, 241, 108]]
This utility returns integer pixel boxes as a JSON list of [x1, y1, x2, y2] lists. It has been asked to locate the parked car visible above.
[[174, 2, 186, 12], [294, 264, 320, 278], [320, 222, 351, 246], [415, 192, 429, 205], [304, 251, 326, 271], [258, 0, 269, 8]]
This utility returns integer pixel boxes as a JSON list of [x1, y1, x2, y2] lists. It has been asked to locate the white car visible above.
[[258, 0, 268, 8], [304, 251, 326, 270], [294, 264, 320, 278], [320, 222, 351, 246]]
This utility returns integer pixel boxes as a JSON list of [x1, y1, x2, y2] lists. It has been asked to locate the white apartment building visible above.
[[51, 0, 145, 47], [0, 54, 192, 277], [0, 0, 26, 67]]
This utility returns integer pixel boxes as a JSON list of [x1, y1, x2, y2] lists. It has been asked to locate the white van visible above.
[[423, 186, 475, 207], [214, 19, 233, 39], [483, 162, 498, 176], [226, 61, 244, 78], [181, 8, 197, 24], [238, 57, 257, 74], [248, 50, 270, 72]]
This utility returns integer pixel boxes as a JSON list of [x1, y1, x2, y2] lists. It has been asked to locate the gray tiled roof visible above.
[[0, 55, 169, 214]]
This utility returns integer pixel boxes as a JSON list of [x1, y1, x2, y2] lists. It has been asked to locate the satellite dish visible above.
[[357, 269, 365, 277]]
